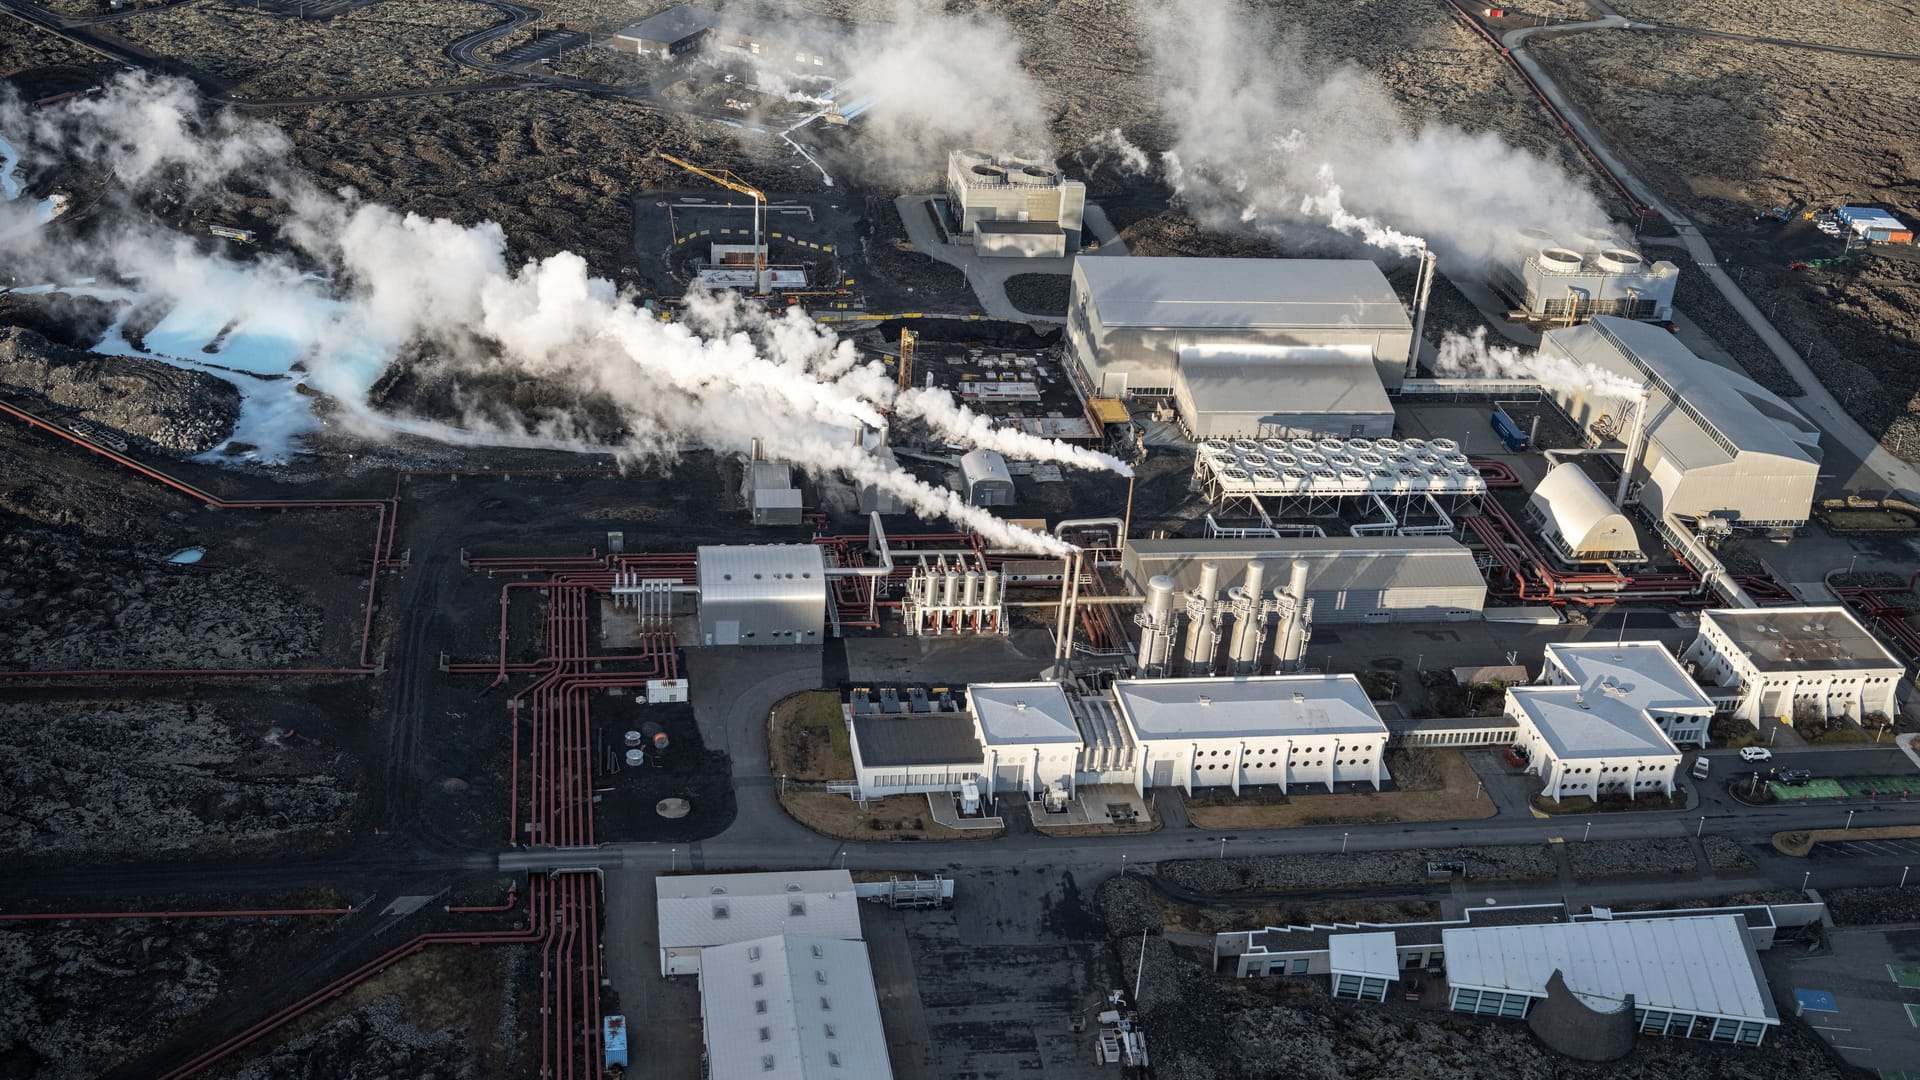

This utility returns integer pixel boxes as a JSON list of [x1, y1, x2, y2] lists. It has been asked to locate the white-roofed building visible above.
[[657, 869, 861, 976], [1504, 685, 1682, 801], [1171, 344, 1394, 440], [1539, 641, 1713, 746], [967, 681, 1084, 801], [699, 934, 894, 1080], [1681, 606, 1905, 724], [1066, 257, 1413, 400], [1441, 915, 1779, 1045], [1540, 317, 1821, 528], [1525, 463, 1645, 565], [1109, 674, 1390, 796], [1328, 932, 1398, 1002], [697, 544, 827, 646]]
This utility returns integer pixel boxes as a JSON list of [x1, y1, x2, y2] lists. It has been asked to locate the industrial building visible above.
[[609, 3, 714, 58], [695, 544, 826, 646], [945, 151, 1086, 257], [1524, 463, 1645, 566], [1496, 230, 1678, 323], [1540, 316, 1822, 528], [1837, 206, 1913, 244], [743, 460, 803, 526], [1109, 675, 1391, 797], [1121, 538, 1485, 628], [656, 869, 862, 976], [1065, 257, 1414, 401], [1170, 345, 1394, 440], [1681, 607, 1905, 723], [699, 934, 894, 1079], [1538, 641, 1713, 747], [610, 4, 838, 71], [960, 449, 1015, 507], [1503, 683, 1683, 801]]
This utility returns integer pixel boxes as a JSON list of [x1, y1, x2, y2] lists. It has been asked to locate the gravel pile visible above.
[[1159, 845, 1557, 894], [1703, 835, 1758, 871], [0, 326, 239, 454], [0, 523, 323, 670], [230, 995, 478, 1080], [1824, 886, 1920, 927], [1096, 873, 1160, 939], [0, 917, 303, 1080], [1568, 837, 1698, 880], [1003, 274, 1070, 318], [0, 700, 354, 856]]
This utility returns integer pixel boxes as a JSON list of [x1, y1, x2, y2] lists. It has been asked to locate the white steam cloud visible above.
[[1435, 328, 1644, 402], [0, 74, 1123, 555], [1122, 0, 1617, 268]]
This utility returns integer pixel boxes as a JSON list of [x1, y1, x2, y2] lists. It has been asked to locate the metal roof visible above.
[[1838, 206, 1907, 231], [657, 870, 861, 952], [1075, 257, 1410, 330], [1543, 642, 1713, 715], [1542, 317, 1820, 470], [1111, 674, 1389, 741], [852, 713, 984, 767], [1528, 463, 1640, 558], [1123, 537, 1485, 596], [1508, 686, 1680, 760], [700, 934, 895, 1080], [1441, 915, 1779, 1023], [697, 544, 827, 601], [1329, 931, 1400, 978], [1194, 436, 1486, 498], [1175, 345, 1393, 418], [966, 681, 1082, 745], [1701, 606, 1903, 673], [615, 3, 716, 44], [960, 449, 1013, 486]]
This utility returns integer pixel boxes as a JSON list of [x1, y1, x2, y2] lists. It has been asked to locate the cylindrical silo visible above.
[[962, 570, 981, 607], [1227, 560, 1269, 675], [982, 570, 1002, 609], [941, 568, 959, 607], [1183, 562, 1223, 674], [1136, 575, 1177, 676]]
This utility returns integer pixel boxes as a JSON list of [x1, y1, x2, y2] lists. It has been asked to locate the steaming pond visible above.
[[165, 547, 205, 564]]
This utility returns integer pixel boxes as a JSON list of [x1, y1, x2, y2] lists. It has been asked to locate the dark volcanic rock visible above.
[[0, 325, 239, 453]]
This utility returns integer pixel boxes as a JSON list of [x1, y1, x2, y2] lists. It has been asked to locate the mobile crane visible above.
[[656, 152, 769, 294]]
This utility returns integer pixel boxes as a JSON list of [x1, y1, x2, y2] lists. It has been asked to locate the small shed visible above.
[[961, 449, 1016, 507], [742, 460, 803, 526], [1329, 932, 1399, 1002], [696, 544, 827, 646], [1525, 463, 1645, 565], [1837, 206, 1913, 244]]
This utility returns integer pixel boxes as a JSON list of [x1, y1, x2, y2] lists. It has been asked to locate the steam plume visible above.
[[1435, 328, 1643, 401]]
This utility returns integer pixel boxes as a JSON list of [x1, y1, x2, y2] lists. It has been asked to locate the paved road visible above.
[[1503, 13, 1920, 500], [893, 195, 1127, 322]]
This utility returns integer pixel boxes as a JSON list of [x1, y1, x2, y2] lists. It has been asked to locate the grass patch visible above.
[[777, 790, 998, 842], [1710, 714, 1763, 748], [770, 691, 853, 783], [1772, 823, 1920, 857], [1183, 750, 1493, 828]]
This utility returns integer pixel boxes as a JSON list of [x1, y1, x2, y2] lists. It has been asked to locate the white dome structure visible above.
[[1525, 463, 1647, 566]]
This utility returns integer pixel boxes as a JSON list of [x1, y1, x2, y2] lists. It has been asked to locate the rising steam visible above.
[[0, 74, 1122, 555], [1435, 328, 1644, 401], [1121, 0, 1617, 268]]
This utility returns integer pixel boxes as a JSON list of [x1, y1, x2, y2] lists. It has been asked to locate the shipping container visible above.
[[603, 1015, 628, 1069]]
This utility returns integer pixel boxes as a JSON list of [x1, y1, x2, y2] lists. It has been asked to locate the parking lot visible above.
[[1762, 925, 1920, 1073]]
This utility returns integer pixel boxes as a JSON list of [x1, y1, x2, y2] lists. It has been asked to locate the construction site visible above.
[[3, 0, 1920, 1077]]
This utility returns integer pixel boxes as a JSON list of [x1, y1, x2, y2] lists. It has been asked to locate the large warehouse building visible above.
[[1065, 257, 1413, 401], [1681, 606, 1905, 723], [1121, 538, 1485, 625], [1540, 316, 1822, 527], [1171, 345, 1394, 440]]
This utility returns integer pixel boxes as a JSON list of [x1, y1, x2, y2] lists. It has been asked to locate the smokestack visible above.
[[1614, 391, 1649, 508], [1405, 247, 1436, 378]]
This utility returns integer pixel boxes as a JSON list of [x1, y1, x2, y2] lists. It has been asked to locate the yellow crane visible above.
[[897, 328, 917, 391], [657, 152, 768, 294]]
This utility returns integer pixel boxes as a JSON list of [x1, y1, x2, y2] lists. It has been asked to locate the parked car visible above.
[[1779, 769, 1812, 786], [1740, 746, 1773, 763], [1691, 758, 1711, 781]]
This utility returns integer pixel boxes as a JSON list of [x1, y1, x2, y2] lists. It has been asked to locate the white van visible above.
[[1691, 757, 1711, 781]]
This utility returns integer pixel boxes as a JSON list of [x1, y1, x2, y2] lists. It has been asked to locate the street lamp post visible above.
[[1847, 553, 1860, 581], [1802, 870, 1811, 892], [1846, 809, 1858, 831], [1122, 853, 1129, 875], [670, 847, 676, 873], [1475, 779, 1484, 802], [1904, 866, 1912, 889], [1696, 815, 1706, 838], [1583, 821, 1593, 842], [1342, 833, 1350, 854], [1217, 837, 1227, 860]]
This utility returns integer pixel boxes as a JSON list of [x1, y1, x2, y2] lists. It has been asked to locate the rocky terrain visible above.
[[1609, 0, 1920, 49], [0, 519, 324, 670], [1160, 844, 1557, 893], [1567, 835, 1698, 878], [226, 994, 479, 1080], [1095, 874, 1864, 1080], [0, 325, 240, 454], [0, 916, 317, 1080], [0, 698, 355, 857]]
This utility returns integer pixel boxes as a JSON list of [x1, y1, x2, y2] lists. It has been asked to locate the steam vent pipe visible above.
[[1136, 574, 1177, 676], [1276, 559, 1313, 672]]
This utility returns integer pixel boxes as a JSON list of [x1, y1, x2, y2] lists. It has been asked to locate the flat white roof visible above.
[[1509, 686, 1679, 760], [1111, 675, 1389, 742], [1076, 257, 1409, 331], [1329, 931, 1400, 979], [1544, 642, 1713, 715], [966, 682, 1082, 745], [657, 870, 861, 951], [1442, 915, 1779, 1023], [1701, 606, 1903, 673], [701, 934, 895, 1080], [1176, 345, 1393, 418]]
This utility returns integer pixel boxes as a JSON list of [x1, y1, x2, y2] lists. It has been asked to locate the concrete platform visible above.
[[925, 791, 1003, 831], [1031, 785, 1152, 831]]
